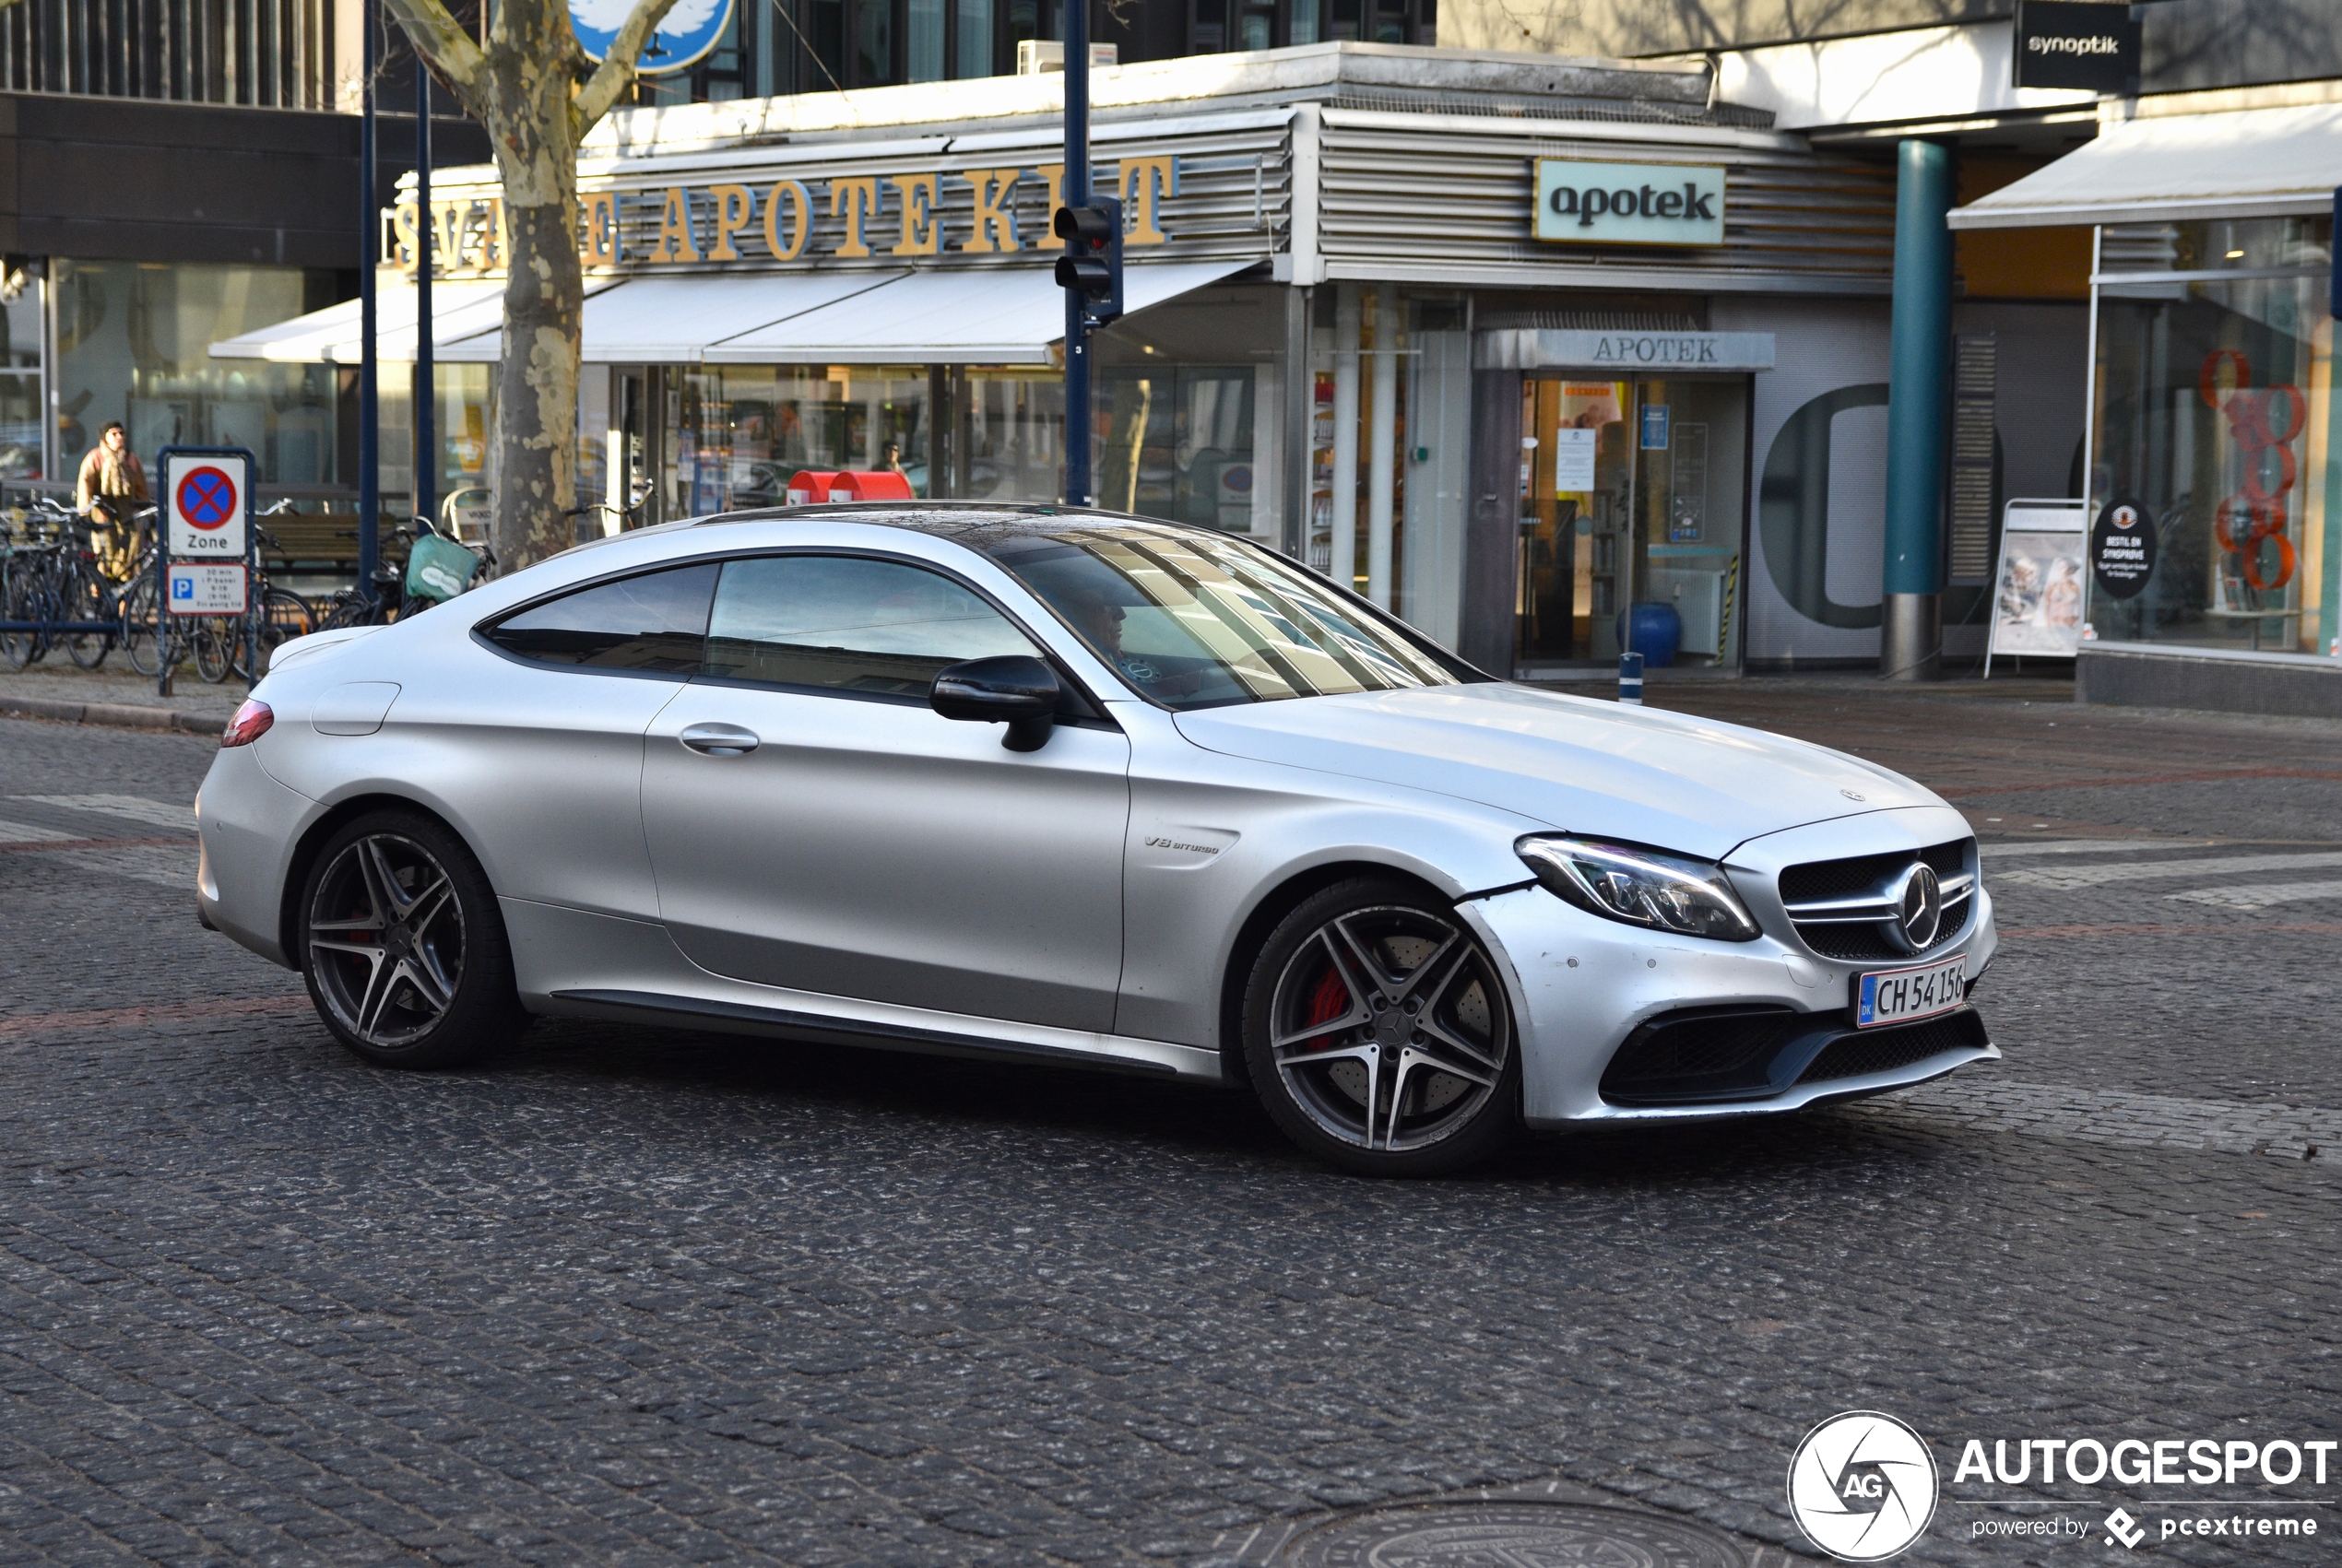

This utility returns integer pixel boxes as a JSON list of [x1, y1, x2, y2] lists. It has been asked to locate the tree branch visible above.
[[378, 0, 491, 121], [572, 0, 688, 140]]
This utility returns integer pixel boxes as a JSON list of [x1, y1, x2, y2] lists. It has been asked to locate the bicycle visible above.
[[315, 514, 495, 631], [3, 498, 116, 670]]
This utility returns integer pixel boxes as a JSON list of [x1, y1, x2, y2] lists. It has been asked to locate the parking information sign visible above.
[[166, 562, 249, 617], [165, 453, 249, 558]]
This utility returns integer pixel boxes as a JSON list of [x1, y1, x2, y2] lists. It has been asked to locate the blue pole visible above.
[[415, 62, 434, 537], [1881, 137, 1953, 679], [358, 0, 380, 603], [1062, 0, 1089, 507]]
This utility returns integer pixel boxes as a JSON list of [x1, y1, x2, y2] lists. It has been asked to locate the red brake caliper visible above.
[[1300, 965, 1349, 1051]]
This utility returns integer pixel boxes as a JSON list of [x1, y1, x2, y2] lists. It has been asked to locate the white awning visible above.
[[432, 271, 912, 363], [1948, 102, 2342, 230], [208, 279, 512, 363], [214, 258, 1263, 368], [701, 259, 1260, 364]]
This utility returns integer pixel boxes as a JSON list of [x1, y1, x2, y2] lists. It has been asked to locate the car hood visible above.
[[1172, 682, 1943, 862]]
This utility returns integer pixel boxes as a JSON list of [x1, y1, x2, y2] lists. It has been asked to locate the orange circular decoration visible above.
[[2241, 441, 2298, 502], [2199, 348, 2251, 408], [2223, 391, 2272, 453], [2255, 383, 2309, 444], [2241, 531, 2297, 592], [2215, 495, 2284, 552]]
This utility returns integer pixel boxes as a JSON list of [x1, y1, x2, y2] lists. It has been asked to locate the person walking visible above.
[[76, 421, 150, 580]]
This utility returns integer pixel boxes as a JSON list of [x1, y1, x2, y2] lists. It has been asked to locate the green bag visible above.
[[405, 530, 482, 602]]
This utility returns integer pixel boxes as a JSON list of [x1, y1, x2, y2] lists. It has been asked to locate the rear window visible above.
[[482, 564, 717, 673]]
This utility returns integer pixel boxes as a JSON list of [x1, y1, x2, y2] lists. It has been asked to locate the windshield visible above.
[[979, 523, 1471, 710]]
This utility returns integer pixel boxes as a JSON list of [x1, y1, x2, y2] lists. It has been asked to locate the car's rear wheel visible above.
[[299, 810, 526, 1068], [1242, 878, 1520, 1176]]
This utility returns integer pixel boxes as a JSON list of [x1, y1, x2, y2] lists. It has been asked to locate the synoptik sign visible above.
[[1534, 159, 1726, 247]]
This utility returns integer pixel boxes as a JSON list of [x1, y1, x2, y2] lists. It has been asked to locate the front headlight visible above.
[[1516, 835, 1760, 942]]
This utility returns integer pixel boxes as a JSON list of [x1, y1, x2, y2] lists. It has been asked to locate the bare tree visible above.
[[379, 0, 684, 568]]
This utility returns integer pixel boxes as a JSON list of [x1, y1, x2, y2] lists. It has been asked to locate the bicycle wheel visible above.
[[243, 587, 313, 678], [62, 560, 112, 669], [120, 574, 163, 676], [0, 561, 31, 671], [193, 617, 235, 683]]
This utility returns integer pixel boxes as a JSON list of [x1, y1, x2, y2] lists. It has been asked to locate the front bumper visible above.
[[1461, 807, 1998, 1129]]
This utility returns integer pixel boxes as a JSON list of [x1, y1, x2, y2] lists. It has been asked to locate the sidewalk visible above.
[[0, 661, 246, 736]]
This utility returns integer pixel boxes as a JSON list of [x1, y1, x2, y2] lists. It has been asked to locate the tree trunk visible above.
[[484, 1, 585, 572]]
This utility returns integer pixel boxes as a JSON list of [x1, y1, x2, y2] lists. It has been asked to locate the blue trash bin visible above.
[[1617, 601, 1683, 668]]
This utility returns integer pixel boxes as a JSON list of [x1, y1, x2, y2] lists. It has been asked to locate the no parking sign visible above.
[[163, 450, 251, 558]]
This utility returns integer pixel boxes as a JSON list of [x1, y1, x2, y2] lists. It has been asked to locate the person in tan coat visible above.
[[76, 421, 150, 580]]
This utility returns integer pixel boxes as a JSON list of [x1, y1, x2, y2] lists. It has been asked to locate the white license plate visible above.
[[1854, 957, 1968, 1028]]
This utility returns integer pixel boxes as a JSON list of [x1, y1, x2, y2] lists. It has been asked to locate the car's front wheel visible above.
[[299, 810, 527, 1068], [1242, 878, 1520, 1176]]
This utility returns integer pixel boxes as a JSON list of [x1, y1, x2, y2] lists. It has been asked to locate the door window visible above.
[[703, 554, 1040, 698], [482, 562, 718, 673]]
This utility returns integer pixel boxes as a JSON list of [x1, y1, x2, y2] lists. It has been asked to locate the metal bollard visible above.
[[1618, 651, 1644, 705]]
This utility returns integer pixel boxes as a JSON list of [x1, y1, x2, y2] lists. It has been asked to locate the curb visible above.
[[0, 694, 228, 737]]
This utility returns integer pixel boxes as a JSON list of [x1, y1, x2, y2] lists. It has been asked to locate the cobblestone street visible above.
[[3, 680, 2337, 1568]]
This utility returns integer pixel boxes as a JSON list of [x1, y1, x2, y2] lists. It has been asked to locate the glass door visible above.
[[1516, 373, 1748, 674]]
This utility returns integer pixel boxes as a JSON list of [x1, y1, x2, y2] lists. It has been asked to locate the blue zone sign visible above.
[[572, 0, 733, 72], [1534, 159, 1726, 248]]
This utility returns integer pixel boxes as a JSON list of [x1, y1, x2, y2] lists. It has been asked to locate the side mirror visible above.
[[930, 654, 1060, 752]]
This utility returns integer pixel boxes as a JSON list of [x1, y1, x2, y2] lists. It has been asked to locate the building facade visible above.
[[231, 44, 1935, 675]]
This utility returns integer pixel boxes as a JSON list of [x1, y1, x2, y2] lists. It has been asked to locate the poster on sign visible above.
[[1985, 499, 2089, 674], [162, 450, 250, 559]]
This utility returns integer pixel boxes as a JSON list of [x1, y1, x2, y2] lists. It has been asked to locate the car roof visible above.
[[685, 501, 1225, 550]]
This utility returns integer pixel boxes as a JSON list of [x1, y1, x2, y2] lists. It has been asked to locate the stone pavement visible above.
[[1, 678, 2336, 1568]]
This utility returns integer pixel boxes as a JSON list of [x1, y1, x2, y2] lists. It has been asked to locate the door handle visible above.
[[680, 722, 760, 757]]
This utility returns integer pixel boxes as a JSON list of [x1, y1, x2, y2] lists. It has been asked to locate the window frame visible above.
[[472, 545, 1118, 728]]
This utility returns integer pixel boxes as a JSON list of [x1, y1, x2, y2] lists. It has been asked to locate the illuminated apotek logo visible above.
[[1788, 1412, 1940, 1562]]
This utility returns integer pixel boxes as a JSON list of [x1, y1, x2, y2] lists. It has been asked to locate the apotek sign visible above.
[[1534, 160, 1725, 248]]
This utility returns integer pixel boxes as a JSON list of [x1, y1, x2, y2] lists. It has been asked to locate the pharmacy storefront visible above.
[[217, 45, 1900, 674]]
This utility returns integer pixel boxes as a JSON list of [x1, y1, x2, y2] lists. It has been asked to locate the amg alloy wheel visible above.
[[1244, 879, 1520, 1175], [300, 811, 526, 1067]]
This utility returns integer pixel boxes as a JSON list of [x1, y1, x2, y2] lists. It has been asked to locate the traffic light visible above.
[[1053, 195, 1122, 326]]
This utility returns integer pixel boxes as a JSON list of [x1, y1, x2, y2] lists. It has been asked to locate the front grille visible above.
[[1795, 1009, 1988, 1084], [1780, 838, 1976, 962]]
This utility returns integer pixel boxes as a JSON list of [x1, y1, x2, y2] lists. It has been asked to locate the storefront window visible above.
[[2093, 216, 2336, 655], [959, 368, 1064, 501], [1096, 364, 1256, 529], [53, 259, 340, 487], [0, 278, 41, 478], [677, 365, 933, 513]]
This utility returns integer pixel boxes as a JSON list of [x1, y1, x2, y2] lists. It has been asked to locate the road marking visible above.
[[1995, 850, 2342, 890], [1939, 765, 2342, 797], [2000, 921, 2342, 939], [0, 819, 81, 844], [1855, 1078, 2336, 1161], [42, 845, 195, 890], [12, 793, 197, 831], [1980, 839, 2209, 859], [2168, 879, 2342, 911], [0, 994, 310, 1041]]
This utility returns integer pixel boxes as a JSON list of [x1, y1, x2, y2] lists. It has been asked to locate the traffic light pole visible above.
[[1061, 0, 1091, 507]]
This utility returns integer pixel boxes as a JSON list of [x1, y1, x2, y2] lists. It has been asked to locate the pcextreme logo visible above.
[[1789, 1412, 1941, 1562]]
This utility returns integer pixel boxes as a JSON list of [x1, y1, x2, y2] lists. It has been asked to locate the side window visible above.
[[703, 555, 1041, 698], [483, 563, 717, 674]]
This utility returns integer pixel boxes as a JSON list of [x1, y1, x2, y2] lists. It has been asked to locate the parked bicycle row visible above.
[[1, 494, 499, 680]]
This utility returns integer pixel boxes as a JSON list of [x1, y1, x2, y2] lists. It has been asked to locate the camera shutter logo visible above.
[[1788, 1412, 1939, 1561]]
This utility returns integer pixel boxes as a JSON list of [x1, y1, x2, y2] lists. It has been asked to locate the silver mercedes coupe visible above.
[[195, 505, 1997, 1175]]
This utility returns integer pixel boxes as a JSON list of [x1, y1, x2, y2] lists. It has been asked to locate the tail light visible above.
[[221, 699, 274, 749]]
